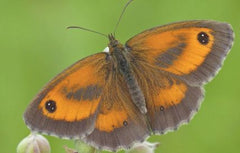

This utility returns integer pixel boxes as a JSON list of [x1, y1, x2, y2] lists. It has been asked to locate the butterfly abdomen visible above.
[[124, 71, 147, 114], [111, 41, 147, 114]]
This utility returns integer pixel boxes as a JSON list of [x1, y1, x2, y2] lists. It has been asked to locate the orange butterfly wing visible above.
[[84, 69, 149, 151], [131, 60, 204, 133], [126, 20, 234, 133], [24, 53, 109, 138], [24, 52, 149, 150], [126, 20, 234, 85]]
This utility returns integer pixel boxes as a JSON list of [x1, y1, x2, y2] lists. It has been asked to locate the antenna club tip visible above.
[[66, 26, 77, 29], [65, 26, 108, 38]]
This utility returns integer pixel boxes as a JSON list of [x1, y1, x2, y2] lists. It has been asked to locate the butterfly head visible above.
[[108, 34, 124, 54]]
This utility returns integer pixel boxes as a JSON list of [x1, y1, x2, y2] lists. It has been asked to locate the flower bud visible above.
[[126, 141, 160, 153], [17, 133, 50, 153]]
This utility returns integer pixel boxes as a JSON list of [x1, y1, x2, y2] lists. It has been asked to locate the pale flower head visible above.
[[126, 141, 160, 153], [17, 133, 50, 153]]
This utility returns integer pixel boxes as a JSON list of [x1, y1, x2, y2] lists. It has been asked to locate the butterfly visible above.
[[24, 20, 234, 151]]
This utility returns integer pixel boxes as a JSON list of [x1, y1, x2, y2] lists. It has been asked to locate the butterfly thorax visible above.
[[108, 34, 147, 114]]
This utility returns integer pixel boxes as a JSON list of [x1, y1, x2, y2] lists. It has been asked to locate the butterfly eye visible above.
[[45, 100, 57, 113], [123, 120, 128, 126], [197, 32, 209, 45]]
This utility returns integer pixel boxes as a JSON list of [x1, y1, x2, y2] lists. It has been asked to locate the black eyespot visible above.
[[160, 106, 165, 111], [123, 120, 128, 126], [45, 100, 56, 113], [197, 32, 209, 45]]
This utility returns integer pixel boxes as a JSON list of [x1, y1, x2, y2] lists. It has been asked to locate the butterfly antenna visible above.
[[67, 26, 108, 38], [113, 0, 134, 37]]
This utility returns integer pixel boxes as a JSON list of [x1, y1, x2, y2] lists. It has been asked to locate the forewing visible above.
[[126, 20, 234, 85], [24, 53, 110, 138]]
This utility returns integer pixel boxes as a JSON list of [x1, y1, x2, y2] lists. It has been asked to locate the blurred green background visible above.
[[0, 0, 239, 153]]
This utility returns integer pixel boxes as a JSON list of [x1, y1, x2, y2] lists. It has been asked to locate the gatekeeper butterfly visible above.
[[24, 0, 234, 151]]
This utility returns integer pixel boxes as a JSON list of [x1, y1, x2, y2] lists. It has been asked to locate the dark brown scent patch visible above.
[[65, 85, 102, 101], [198, 32, 209, 45], [156, 43, 186, 68], [45, 100, 56, 113]]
